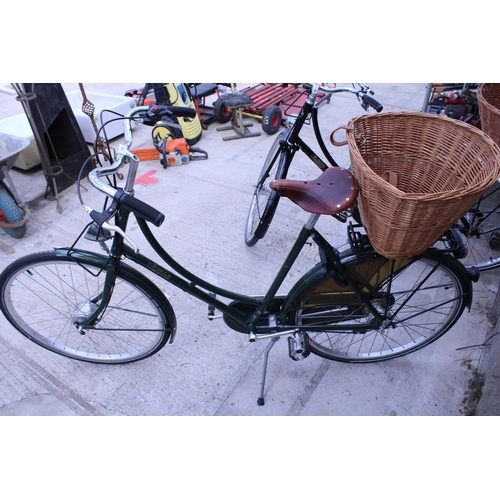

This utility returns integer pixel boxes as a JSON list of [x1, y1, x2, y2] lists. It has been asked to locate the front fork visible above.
[[72, 210, 131, 331], [73, 258, 118, 332]]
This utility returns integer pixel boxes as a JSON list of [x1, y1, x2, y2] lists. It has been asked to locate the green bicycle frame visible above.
[[66, 202, 390, 337], [64, 201, 473, 340]]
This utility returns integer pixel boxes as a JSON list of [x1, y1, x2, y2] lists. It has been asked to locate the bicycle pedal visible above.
[[288, 333, 310, 361]]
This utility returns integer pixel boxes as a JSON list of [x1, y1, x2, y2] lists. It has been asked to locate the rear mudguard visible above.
[[54, 247, 178, 343], [281, 249, 474, 323]]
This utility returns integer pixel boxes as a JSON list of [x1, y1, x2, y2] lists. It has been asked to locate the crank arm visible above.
[[250, 328, 299, 341]]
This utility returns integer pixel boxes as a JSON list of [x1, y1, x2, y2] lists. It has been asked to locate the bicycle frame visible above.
[[66, 203, 393, 341], [68, 100, 473, 345], [281, 83, 380, 170], [279, 90, 340, 175], [0, 94, 480, 408]]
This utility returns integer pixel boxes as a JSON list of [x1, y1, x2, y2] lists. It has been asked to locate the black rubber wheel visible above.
[[0, 251, 176, 363], [245, 131, 289, 246], [288, 253, 469, 362], [0, 186, 26, 239], [213, 98, 232, 124], [261, 105, 282, 135]]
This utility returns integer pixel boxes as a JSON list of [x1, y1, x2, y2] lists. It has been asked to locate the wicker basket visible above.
[[478, 83, 500, 147], [346, 111, 500, 259]]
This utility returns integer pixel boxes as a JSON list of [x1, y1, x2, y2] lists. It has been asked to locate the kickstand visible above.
[[257, 336, 280, 406]]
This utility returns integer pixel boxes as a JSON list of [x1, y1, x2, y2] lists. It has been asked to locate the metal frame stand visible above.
[[216, 91, 261, 141], [257, 336, 280, 406]]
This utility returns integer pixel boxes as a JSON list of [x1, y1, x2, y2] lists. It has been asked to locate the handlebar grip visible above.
[[362, 95, 383, 113], [119, 192, 165, 227], [167, 106, 197, 119], [145, 105, 197, 126]]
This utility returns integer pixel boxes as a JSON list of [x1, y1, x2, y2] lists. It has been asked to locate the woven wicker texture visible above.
[[346, 111, 500, 258], [478, 83, 500, 147]]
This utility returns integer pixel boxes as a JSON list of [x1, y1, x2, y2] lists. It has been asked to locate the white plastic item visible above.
[[0, 114, 40, 170], [65, 90, 137, 143]]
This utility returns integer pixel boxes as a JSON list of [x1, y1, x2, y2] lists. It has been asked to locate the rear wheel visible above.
[[0, 251, 175, 363], [245, 131, 290, 246], [456, 182, 500, 270], [288, 254, 469, 362]]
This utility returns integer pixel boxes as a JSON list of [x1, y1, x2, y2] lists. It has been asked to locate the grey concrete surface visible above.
[[1, 83, 499, 416]]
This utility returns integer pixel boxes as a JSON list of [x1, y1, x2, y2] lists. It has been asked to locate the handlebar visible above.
[[360, 94, 383, 112], [142, 104, 197, 126], [116, 190, 165, 226], [307, 83, 383, 113], [85, 105, 170, 228]]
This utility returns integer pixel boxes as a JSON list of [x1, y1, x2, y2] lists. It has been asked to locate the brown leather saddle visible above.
[[269, 167, 358, 215]]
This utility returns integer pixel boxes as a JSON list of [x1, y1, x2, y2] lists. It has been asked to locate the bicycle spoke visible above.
[[292, 255, 467, 362], [458, 183, 500, 269], [0, 253, 172, 363]]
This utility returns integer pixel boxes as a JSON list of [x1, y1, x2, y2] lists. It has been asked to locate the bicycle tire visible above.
[[0, 250, 176, 363], [455, 182, 500, 270], [0, 185, 26, 239], [286, 253, 469, 362], [244, 131, 290, 246]]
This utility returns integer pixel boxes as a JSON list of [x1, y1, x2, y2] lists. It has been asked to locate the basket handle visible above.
[[330, 126, 354, 147], [381, 171, 399, 188]]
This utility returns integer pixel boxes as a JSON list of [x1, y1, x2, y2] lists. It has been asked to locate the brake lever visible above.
[[101, 221, 140, 253], [356, 91, 369, 111], [83, 196, 119, 226]]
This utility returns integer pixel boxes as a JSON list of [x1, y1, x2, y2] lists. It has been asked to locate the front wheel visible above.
[[244, 131, 290, 246], [287, 253, 469, 362], [0, 251, 176, 363]]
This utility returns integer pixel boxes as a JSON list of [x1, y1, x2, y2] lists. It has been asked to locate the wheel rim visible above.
[[245, 182, 277, 242], [294, 257, 465, 362], [244, 133, 286, 244], [271, 111, 280, 128], [2, 259, 167, 362], [457, 183, 500, 270]]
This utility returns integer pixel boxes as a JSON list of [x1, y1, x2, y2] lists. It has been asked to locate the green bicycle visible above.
[[0, 104, 479, 405]]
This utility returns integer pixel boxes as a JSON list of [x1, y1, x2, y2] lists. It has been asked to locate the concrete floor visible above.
[[1, 83, 499, 416]]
